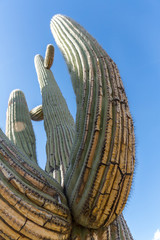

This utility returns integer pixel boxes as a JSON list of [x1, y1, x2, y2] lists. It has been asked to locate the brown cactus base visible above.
[[71, 214, 134, 240]]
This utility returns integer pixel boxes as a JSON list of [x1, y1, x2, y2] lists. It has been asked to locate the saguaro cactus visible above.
[[34, 52, 75, 186], [0, 14, 135, 239], [6, 89, 38, 163]]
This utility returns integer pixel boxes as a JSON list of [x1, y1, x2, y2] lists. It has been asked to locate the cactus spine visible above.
[[0, 14, 135, 239]]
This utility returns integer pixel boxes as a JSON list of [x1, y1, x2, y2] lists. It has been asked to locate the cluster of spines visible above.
[[50, 14, 135, 228], [34, 47, 75, 186]]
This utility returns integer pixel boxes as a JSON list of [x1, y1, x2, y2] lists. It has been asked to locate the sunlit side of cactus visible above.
[[0, 14, 135, 240], [34, 50, 75, 186], [6, 89, 37, 163]]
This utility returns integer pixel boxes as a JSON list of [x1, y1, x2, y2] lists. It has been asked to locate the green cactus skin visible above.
[[0, 14, 135, 240], [50, 14, 135, 229], [34, 51, 75, 186], [6, 89, 38, 163], [30, 104, 43, 121], [0, 129, 71, 239]]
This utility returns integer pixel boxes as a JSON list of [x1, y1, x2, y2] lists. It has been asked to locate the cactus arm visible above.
[[44, 44, 55, 69], [50, 14, 135, 228], [0, 129, 71, 239], [30, 104, 43, 121], [6, 89, 38, 163], [34, 50, 75, 186]]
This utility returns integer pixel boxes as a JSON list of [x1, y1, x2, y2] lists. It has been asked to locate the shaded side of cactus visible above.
[[50, 14, 135, 229], [71, 214, 133, 240]]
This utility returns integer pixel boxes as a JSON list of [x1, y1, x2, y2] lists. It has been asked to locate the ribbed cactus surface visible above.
[[0, 14, 135, 239], [71, 214, 133, 240], [34, 52, 75, 186], [0, 129, 71, 239], [6, 89, 37, 163], [50, 14, 135, 229], [30, 104, 43, 121]]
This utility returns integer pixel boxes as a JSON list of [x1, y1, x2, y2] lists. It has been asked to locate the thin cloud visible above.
[[153, 229, 160, 240]]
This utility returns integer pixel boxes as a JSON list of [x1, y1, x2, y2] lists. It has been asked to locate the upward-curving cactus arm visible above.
[[6, 89, 38, 163], [34, 48, 75, 186], [50, 14, 135, 229]]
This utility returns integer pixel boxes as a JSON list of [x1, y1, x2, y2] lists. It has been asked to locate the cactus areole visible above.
[[0, 14, 135, 239]]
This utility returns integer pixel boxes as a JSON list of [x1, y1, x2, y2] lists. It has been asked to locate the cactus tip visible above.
[[44, 44, 54, 69]]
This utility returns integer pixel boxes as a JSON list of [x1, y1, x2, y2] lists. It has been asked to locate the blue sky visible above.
[[0, 1, 160, 239]]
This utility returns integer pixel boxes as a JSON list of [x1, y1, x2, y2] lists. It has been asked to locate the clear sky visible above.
[[0, 1, 160, 239]]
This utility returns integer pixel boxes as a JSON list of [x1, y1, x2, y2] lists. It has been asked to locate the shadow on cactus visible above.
[[0, 14, 135, 239]]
